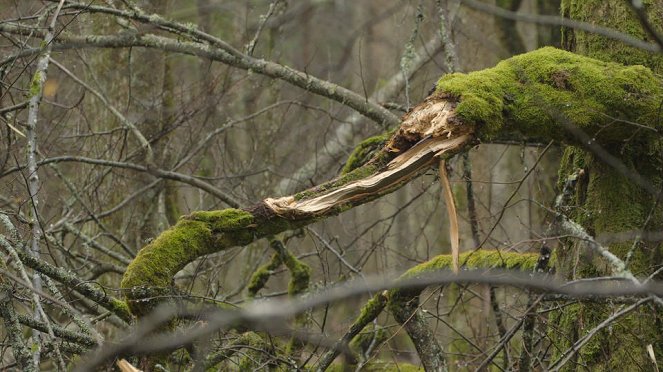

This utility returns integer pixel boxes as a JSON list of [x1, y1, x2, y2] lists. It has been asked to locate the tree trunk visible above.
[[552, 1, 663, 370]]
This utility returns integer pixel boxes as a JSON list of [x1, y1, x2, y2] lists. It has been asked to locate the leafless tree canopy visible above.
[[1, 1, 662, 371]]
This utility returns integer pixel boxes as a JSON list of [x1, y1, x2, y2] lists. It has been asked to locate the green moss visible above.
[[388, 250, 544, 331], [436, 47, 663, 144], [551, 302, 663, 372], [356, 294, 387, 325], [122, 219, 212, 291], [553, 151, 663, 370], [247, 253, 281, 296], [286, 259, 311, 295], [561, 0, 663, 74], [29, 71, 42, 98], [121, 211, 258, 315], [109, 299, 132, 320], [551, 57, 663, 369], [120, 205, 303, 316], [255, 217, 293, 237], [292, 189, 316, 201], [341, 132, 392, 175], [350, 324, 387, 356], [188, 208, 254, 231], [400, 250, 541, 279]]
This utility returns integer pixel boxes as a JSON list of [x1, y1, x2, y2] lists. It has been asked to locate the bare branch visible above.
[[460, 0, 661, 53], [76, 269, 663, 370]]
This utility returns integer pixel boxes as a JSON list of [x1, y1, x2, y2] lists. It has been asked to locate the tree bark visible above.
[[551, 1, 663, 370]]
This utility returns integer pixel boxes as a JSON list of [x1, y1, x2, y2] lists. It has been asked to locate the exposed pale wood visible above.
[[439, 159, 460, 273], [265, 99, 473, 219], [117, 359, 142, 372]]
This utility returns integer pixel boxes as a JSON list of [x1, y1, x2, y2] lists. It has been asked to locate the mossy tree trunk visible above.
[[550, 1, 663, 370]]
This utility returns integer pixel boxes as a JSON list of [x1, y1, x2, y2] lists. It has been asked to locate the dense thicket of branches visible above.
[[1, 1, 662, 371]]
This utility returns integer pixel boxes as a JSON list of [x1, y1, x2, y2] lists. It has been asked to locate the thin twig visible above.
[[547, 297, 651, 371], [460, 0, 661, 53], [23, 1, 66, 368]]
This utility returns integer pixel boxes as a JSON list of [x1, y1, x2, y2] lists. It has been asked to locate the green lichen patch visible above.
[[436, 47, 663, 145], [29, 71, 43, 98]]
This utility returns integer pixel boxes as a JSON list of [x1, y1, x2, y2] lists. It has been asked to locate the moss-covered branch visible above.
[[316, 250, 544, 371], [121, 48, 661, 339], [437, 47, 663, 145], [388, 250, 543, 371], [121, 100, 474, 315], [316, 292, 388, 371]]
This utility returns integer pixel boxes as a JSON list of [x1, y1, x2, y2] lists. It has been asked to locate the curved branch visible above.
[[81, 269, 663, 370], [106, 48, 663, 372], [0, 22, 400, 128], [1, 156, 240, 208]]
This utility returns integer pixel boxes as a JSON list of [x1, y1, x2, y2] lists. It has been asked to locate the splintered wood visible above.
[[439, 160, 460, 273], [264, 98, 474, 220]]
